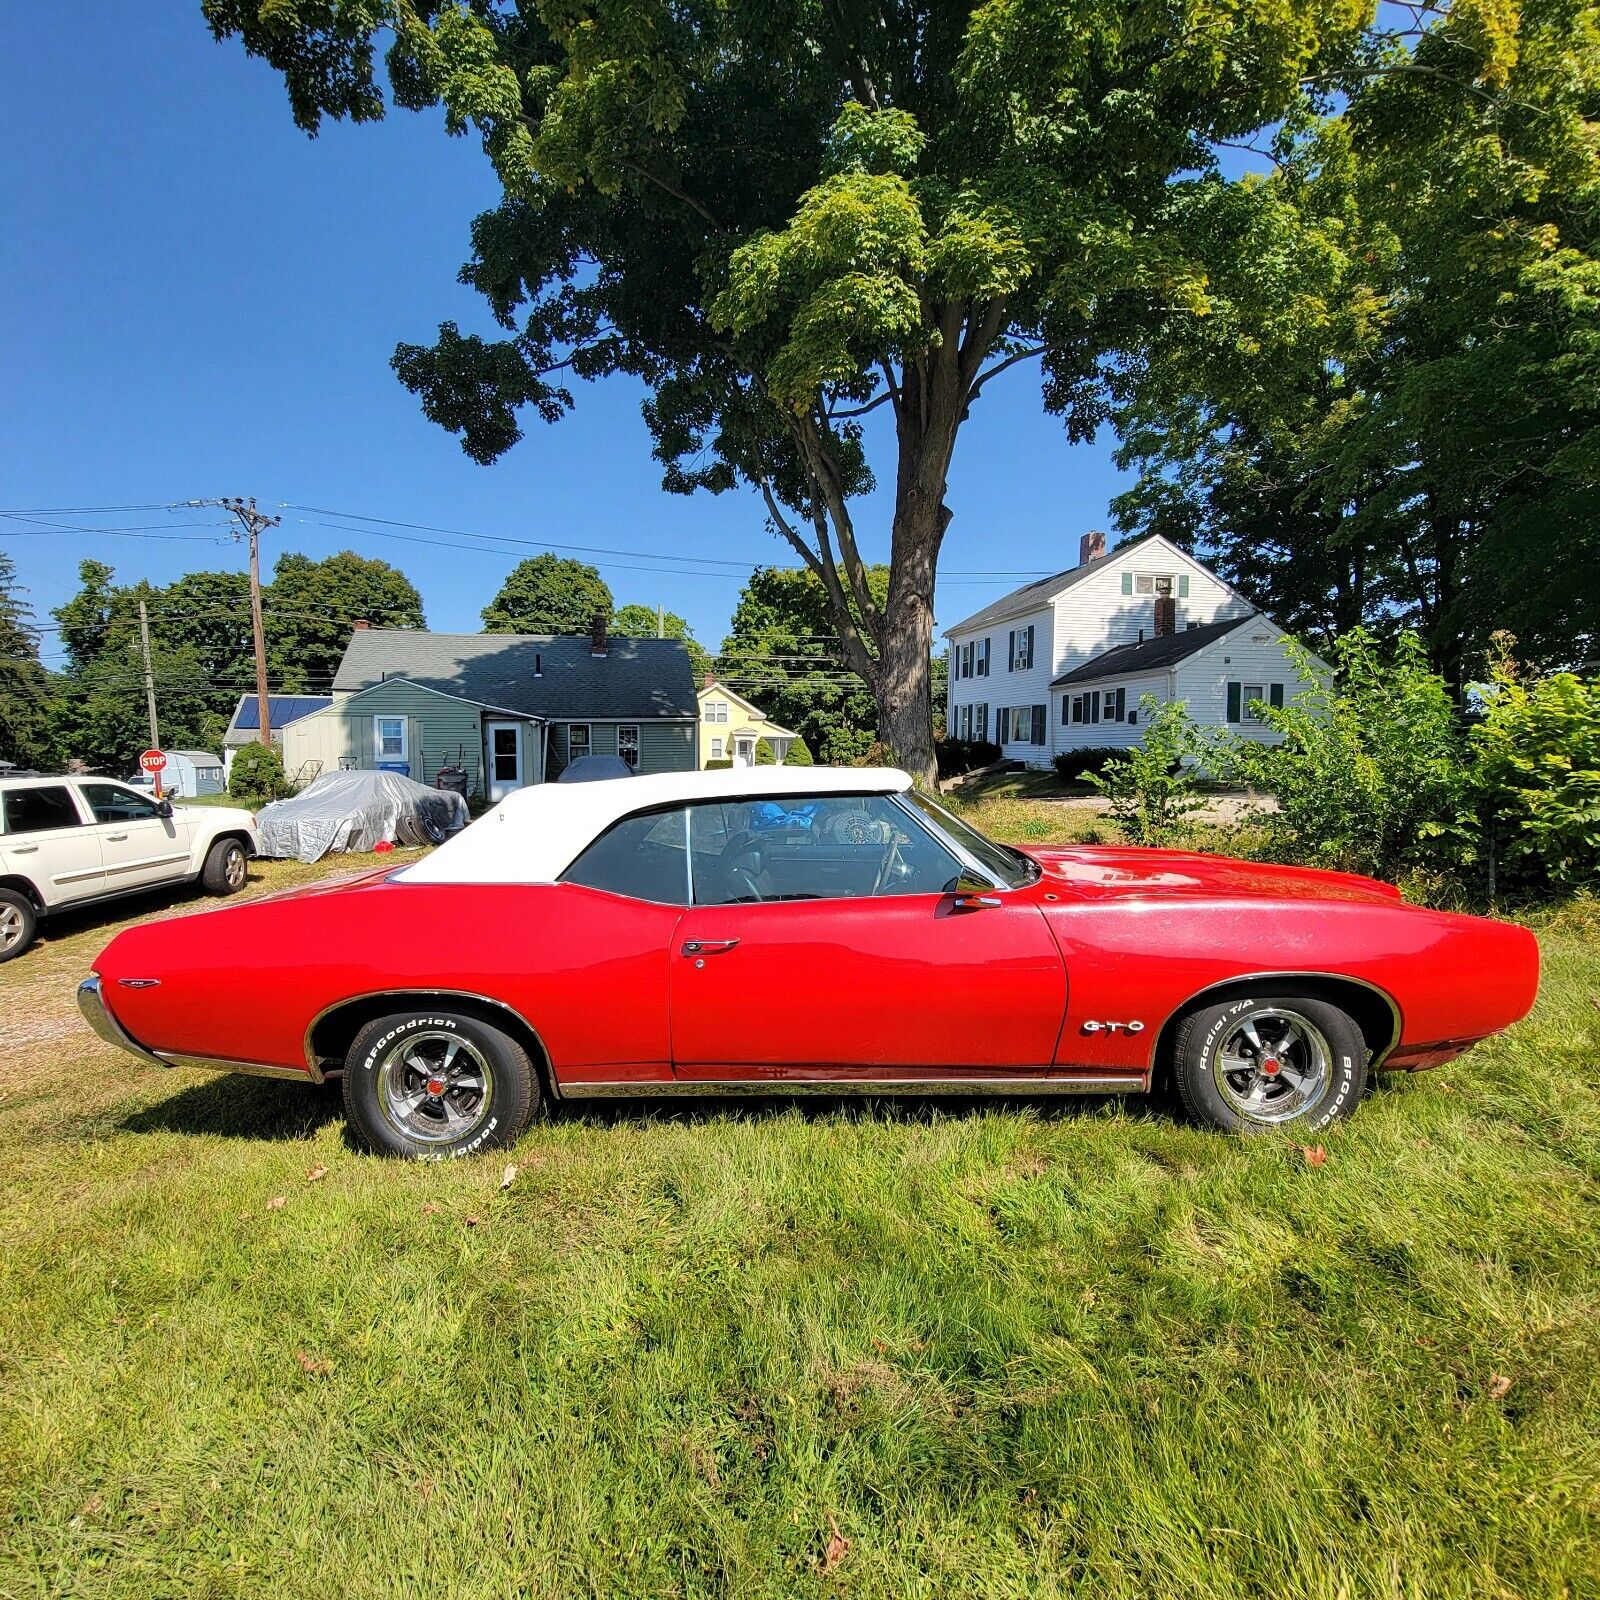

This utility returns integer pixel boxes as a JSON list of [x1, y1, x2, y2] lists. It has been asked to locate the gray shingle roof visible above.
[[1051, 615, 1256, 687], [941, 553, 1114, 638], [332, 630, 697, 720]]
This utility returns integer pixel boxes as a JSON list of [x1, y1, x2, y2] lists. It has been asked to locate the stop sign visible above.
[[139, 749, 167, 775]]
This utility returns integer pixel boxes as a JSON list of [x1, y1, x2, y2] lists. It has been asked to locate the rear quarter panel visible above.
[[1043, 896, 1540, 1073], [93, 878, 682, 1078]]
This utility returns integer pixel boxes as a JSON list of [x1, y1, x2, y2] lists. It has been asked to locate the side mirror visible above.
[[951, 873, 1001, 909], [155, 798, 173, 819]]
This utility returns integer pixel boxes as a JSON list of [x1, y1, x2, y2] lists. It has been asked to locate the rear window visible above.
[[4, 786, 83, 836]]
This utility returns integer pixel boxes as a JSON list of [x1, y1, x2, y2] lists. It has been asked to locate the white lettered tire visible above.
[[1171, 992, 1368, 1134], [343, 1008, 536, 1159]]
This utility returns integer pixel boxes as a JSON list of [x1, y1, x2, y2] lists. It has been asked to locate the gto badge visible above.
[[1081, 1019, 1145, 1035]]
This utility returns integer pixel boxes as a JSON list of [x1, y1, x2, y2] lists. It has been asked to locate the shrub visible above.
[[228, 742, 288, 804], [935, 738, 1001, 778], [1473, 648, 1600, 889], [1052, 746, 1124, 783], [756, 735, 814, 766], [1234, 630, 1478, 882], [705, 758, 733, 770], [1088, 698, 1214, 846]]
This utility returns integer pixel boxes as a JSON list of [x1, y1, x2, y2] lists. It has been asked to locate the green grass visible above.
[[0, 849, 1597, 1597]]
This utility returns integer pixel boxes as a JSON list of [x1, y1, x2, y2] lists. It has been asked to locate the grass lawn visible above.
[[1, 842, 1597, 1598]]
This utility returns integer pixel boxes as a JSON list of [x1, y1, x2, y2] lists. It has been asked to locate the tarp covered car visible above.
[[255, 770, 469, 864]]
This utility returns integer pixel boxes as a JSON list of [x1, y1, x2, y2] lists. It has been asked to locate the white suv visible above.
[[0, 775, 261, 961]]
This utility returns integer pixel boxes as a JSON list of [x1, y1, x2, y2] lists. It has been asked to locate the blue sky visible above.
[[2, 7, 1136, 670]]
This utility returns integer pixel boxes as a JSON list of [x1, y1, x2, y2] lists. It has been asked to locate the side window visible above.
[[4, 786, 84, 835], [559, 807, 689, 904], [618, 726, 640, 771], [688, 794, 963, 906], [79, 783, 162, 823]]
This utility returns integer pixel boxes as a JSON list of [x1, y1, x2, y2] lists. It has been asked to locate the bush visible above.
[[756, 735, 814, 766], [935, 738, 1001, 778], [705, 758, 733, 770], [1233, 630, 1478, 882], [1088, 698, 1213, 845], [1052, 746, 1124, 783], [228, 742, 288, 804], [1473, 646, 1600, 889]]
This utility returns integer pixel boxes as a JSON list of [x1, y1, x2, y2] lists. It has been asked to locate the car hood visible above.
[[1021, 845, 1405, 905]]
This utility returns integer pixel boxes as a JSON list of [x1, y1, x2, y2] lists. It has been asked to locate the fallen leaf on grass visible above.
[[820, 1514, 850, 1575], [1488, 1373, 1513, 1400], [465, 1215, 483, 1229], [1298, 1145, 1328, 1167], [295, 1350, 333, 1377], [1438, 1082, 1455, 1095], [499, 1163, 517, 1191], [79, 1494, 104, 1517], [265, 1195, 286, 1211], [421, 1201, 443, 1217], [306, 1164, 329, 1184]]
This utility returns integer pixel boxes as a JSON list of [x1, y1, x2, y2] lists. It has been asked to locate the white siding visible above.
[[1054, 672, 1170, 750], [947, 607, 1053, 763]]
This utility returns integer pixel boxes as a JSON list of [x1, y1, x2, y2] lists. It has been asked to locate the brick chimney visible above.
[[1078, 530, 1106, 566], [352, 618, 370, 630], [704, 672, 715, 688], [590, 609, 609, 657], [1154, 595, 1176, 637]]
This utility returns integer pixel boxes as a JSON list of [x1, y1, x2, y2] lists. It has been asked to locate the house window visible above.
[[1226, 683, 1285, 723], [710, 736, 724, 760], [1124, 572, 1191, 598], [978, 638, 991, 677], [1103, 688, 1126, 722], [1008, 625, 1034, 672], [568, 724, 591, 759], [373, 716, 407, 761], [618, 725, 640, 770], [703, 699, 728, 724], [976, 703, 988, 741]]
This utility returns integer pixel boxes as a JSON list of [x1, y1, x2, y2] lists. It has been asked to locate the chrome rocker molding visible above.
[[559, 1075, 1142, 1099], [1151, 970, 1404, 1071], [79, 975, 317, 1083]]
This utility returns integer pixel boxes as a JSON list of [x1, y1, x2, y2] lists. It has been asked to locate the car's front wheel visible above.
[[1171, 992, 1368, 1134], [342, 1009, 537, 1159], [200, 837, 249, 895]]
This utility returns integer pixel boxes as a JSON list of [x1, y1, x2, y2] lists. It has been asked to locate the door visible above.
[[77, 782, 193, 889], [0, 784, 104, 905], [668, 793, 1065, 1080], [733, 735, 757, 768], [486, 722, 523, 802]]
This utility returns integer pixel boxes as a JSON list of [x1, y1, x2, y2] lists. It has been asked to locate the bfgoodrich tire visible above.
[[200, 836, 249, 895], [342, 1009, 536, 1159], [1172, 991, 1368, 1135]]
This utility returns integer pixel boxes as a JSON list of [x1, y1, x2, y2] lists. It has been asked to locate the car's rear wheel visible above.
[[201, 837, 249, 895], [1171, 992, 1368, 1134], [0, 889, 38, 962], [342, 1009, 536, 1159]]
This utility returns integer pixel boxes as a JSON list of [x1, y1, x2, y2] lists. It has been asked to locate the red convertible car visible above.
[[78, 767, 1538, 1158]]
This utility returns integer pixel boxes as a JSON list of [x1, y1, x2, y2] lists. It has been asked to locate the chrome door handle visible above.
[[106, 833, 129, 841], [953, 893, 1001, 909], [681, 938, 740, 956], [11, 844, 37, 854]]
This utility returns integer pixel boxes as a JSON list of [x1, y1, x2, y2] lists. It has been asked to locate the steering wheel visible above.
[[870, 834, 903, 896], [725, 865, 766, 903]]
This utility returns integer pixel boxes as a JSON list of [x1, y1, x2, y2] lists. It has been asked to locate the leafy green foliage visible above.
[[0, 552, 51, 769], [754, 735, 813, 767], [228, 741, 288, 804], [1053, 747, 1126, 783], [1233, 631, 1479, 882], [481, 555, 612, 636], [935, 738, 1000, 779], [1473, 649, 1600, 889], [1088, 698, 1214, 845]]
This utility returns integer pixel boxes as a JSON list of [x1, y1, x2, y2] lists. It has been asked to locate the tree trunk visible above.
[[876, 508, 941, 788]]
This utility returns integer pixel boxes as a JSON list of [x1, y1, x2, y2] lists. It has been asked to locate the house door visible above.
[[733, 734, 757, 768], [486, 722, 523, 802]]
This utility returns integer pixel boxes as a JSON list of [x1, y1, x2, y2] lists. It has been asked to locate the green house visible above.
[[280, 621, 698, 800]]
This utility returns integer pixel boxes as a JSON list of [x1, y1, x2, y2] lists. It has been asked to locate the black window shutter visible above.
[[1008, 631, 1015, 671], [1032, 705, 1045, 745], [1116, 687, 1126, 720], [1026, 624, 1035, 667], [1061, 697, 1070, 725], [1270, 682, 1285, 708], [1227, 682, 1242, 721]]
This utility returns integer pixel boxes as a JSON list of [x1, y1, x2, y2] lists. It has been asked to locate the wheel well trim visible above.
[[303, 989, 558, 1095], [0, 874, 42, 910], [1149, 970, 1403, 1074]]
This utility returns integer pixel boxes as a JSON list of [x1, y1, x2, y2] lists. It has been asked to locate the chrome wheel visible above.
[[223, 845, 247, 890], [375, 1031, 494, 1146], [0, 902, 25, 953], [1211, 1007, 1331, 1125]]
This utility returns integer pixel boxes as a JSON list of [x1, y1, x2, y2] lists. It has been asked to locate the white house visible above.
[[943, 532, 1324, 768]]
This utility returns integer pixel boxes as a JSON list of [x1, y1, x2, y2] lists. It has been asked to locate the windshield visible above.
[[906, 791, 1039, 889]]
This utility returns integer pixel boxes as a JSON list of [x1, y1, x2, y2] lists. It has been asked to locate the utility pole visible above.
[[197, 497, 280, 748], [656, 604, 664, 638], [137, 600, 160, 751]]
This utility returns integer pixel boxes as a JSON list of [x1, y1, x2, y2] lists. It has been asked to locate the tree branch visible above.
[[799, 410, 884, 648], [826, 389, 897, 420], [966, 342, 1045, 405], [618, 158, 721, 227]]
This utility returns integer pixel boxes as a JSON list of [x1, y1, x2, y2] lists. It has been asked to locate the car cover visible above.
[[255, 770, 469, 863]]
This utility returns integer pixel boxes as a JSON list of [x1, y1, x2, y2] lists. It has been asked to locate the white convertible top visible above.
[[397, 765, 913, 885]]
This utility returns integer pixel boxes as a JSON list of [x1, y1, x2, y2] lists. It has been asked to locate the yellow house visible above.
[[697, 678, 801, 768]]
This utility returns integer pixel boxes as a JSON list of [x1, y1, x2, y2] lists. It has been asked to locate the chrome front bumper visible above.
[[77, 974, 165, 1067]]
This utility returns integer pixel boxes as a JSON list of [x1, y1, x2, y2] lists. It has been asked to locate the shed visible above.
[[133, 749, 226, 798]]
